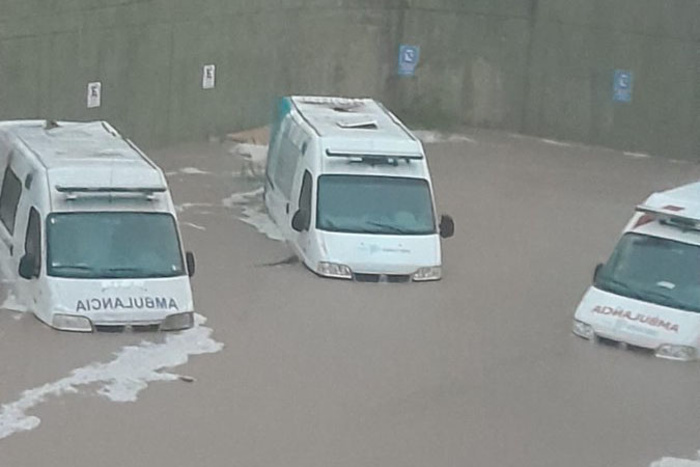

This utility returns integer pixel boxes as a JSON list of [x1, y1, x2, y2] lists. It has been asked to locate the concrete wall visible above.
[[391, 0, 533, 133], [0, 0, 403, 146], [1, 0, 699, 159], [525, 0, 700, 159]]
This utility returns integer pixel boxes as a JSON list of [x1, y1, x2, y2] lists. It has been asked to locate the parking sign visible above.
[[398, 45, 420, 77], [613, 70, 634, 103]]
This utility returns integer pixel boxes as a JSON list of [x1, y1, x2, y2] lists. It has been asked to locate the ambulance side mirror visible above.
[[439, 215, 455, 239], [186, 251, 196, 278], [593, 263, 603, 283], [292, 210, 308, 232], [19, 254, 38, 279]]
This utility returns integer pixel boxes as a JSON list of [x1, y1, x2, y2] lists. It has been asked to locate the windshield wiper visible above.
[[638, 289, 696, 312], [51, 264, 96, 272], [101, 267, 180, 278], [599, 276, 698, 312], [597, 277, 646, 301], [365, 220, 412, 234]]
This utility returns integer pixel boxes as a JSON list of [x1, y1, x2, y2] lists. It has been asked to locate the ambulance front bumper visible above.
[[572, 319, 698, 361], [51, 311, 194, 332]]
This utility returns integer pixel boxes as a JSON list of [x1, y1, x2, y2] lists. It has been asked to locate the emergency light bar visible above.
[[325, 150, 423, 160], [636, 204, 700, 231], [56, 186, 166, 194], [56, 185, 166, 200]]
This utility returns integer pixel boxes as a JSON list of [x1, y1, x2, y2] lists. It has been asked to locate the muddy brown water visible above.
[[2, 133, 700, 467]]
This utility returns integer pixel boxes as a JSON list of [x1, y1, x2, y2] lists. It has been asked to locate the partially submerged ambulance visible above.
[[264, 96, 454, 282], [0, 120, 196, 332], [573, 181, 700, 360]]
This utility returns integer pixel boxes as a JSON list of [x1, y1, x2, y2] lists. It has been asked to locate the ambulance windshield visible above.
[[317, 175, 435, 235], [595, 233, 700, 313], [47, 212, 185, 279]]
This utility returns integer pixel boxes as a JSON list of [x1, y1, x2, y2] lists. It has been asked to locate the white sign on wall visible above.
[[202, 64, 216, 89], [87, 82, 102, 108]]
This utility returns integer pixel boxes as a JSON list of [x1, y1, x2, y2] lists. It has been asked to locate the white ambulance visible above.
[[0, 120, 196, 332], [264, 96, 454, 282], [573, 181, 700, 360]]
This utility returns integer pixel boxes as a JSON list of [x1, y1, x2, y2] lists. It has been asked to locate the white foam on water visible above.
[[222, 187, 263, 208], [229, 143, 268, 161], [222, 188, 283, 242], [183, 222, 206, 231], [239, 205, 285, 242], [445, 134, 477, 143], [624, 151, 651, 159], [179, 167, 210, 175], [412, 130, 476, 144], [651, 457, 700, 467], [230, 143, 268, 179], [1, 291, 26, 313], [541, 138, 573, 147], [0, 314, 222, 441], [175, 202, 215, 213]]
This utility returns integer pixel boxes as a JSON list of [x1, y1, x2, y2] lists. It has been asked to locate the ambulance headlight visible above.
[[413, 266, 442, 281], [52, 314, 93, 332], [655, 344, 697, 361], [317, 262, 352, 279], [572, 320, 595, 340], [161, 312, 195, 331]]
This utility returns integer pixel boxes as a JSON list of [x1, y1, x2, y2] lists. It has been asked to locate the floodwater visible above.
[[2, 131, 700, 467]]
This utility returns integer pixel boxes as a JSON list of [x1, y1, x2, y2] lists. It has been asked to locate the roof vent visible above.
[[337, 119, 378, 130], [45, 120, 59, 130]]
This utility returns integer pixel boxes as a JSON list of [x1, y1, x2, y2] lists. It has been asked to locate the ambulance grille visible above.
[[95, 325, 126, 333], [354, 273, 411, 283], [595, 336, 655, 356], [94, 324, 160, 333]]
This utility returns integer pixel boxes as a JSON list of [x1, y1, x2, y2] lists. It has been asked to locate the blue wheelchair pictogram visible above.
[[398, 45, 421, 77], [613, 70, 634, 103]]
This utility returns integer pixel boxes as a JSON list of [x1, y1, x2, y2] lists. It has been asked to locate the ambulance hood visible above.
[[317, 230, 440, 274], [49, 276, 193, 323], [576, 286, 700, 348]]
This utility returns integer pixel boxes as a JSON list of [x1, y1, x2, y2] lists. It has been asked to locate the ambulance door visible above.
[[16, 207, 43, 314], [290, 168, 314, 259]]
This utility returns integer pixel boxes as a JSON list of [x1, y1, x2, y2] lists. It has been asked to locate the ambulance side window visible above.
[[298, 170, 313, 230], [0, 165, 22, 235], [24, 208, 41, 276], [273, 130, 302, 199]]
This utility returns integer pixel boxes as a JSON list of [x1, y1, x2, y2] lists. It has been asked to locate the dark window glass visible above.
[[596, 233, 700, 313], [24, 207, 41, 276], [298, 170, 313, 230], [47, 212, 185, 279], [317, 175, 435, 235], [0, 167, 22, 235]]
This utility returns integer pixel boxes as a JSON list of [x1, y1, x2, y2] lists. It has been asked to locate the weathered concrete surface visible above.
[[525, 0, 700, 160], [3, 0, 698, 159], [2, 135, 700, 466]]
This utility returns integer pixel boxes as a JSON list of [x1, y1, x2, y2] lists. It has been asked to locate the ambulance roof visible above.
[[626, 181, 700, 246], [290, 96, 423, 158], [639, 181, 700, 221], [0, 120, 167, 193]]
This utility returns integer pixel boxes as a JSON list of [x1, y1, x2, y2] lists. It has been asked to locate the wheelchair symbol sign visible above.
[[398, 45, 420, 76], [613, 70, 634, 103]]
